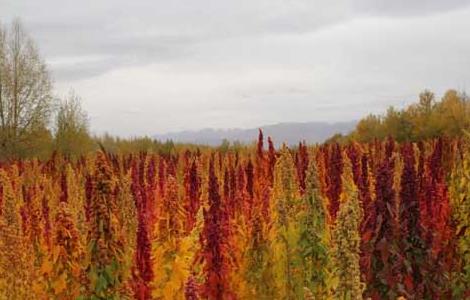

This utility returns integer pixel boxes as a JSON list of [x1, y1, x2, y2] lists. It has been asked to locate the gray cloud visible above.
[[354, 0, 470, 17], [2, 0, 353, 80], [7, 0, 463, 81]]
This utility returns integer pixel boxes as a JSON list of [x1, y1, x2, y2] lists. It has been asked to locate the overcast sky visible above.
[[1, 0, 470, 136]]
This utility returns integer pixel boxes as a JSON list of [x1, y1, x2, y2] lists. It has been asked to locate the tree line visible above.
[[328, 89, 470, 144]]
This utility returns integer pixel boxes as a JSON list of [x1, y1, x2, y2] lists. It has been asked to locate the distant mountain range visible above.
[[154, 121, 357, 146]]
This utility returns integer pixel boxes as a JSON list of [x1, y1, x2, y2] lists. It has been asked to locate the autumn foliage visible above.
[[0, 131, 468, 299]]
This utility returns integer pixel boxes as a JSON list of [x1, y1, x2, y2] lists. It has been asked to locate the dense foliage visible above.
[[0, 131, 468, 299], [327, 90, 470, 144]]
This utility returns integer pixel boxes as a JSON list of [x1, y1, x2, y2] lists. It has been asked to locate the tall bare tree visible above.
[[0, 19, 53, 159]]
